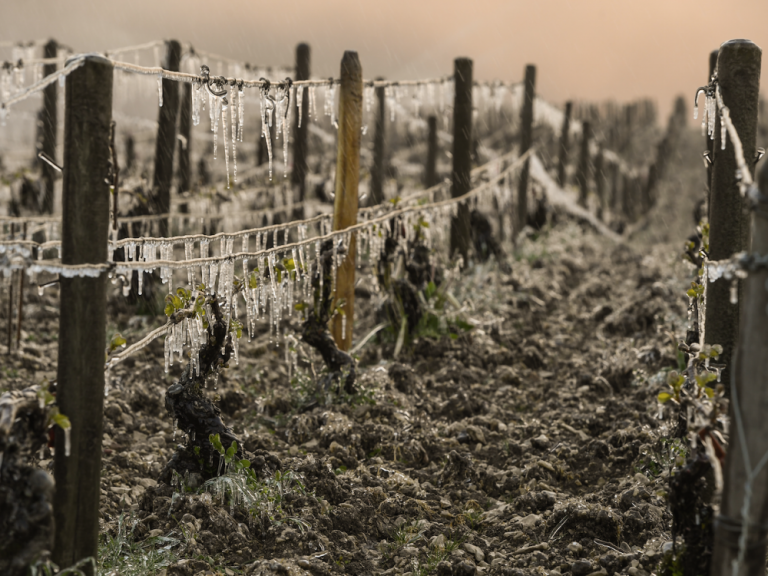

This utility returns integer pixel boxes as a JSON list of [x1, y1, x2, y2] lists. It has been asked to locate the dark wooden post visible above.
[[177, 82, 192, 195], [52, 55, 112, 576], [595, 145, 605, 219], [711, 158, 768, 576], [124, 134, 135, 173], [577, 121, 591, 208], [705, 39, 761, 389], [425, 115, 439, 188], [151, 40, 181, 237], [557, 101, 572, 187], [370, 79, 386, 206], [331, 51, 363, 351], [41, 39, 58, 214], [451, 58, 473, 262], [516, 64, 535, 236], [292, 43, 310, 218]]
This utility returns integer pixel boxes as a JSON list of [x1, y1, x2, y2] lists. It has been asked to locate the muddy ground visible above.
[[0, 127, 707, 576]]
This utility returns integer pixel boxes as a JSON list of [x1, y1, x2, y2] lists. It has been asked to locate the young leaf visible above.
[[657, 392, 672, 404]]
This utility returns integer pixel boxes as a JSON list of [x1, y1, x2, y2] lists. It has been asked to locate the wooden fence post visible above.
[[577, 121, 591, 208], [370, 79, 386, 206], [52, 55, 112, 576], [704, 39, 761, 388], [292, 43, 310, 218], [177, 83, 192, 196], [451, 58, 472, 261], [711, 157, 768, 576], [425, 115, 439, 188], [152, 40, 181, 237], [516, 64, 535, 236], [595, 145, 605, 219], [557, 101, 572, 187], [41, 39, 57, 214], [331, 51, 362, 351]]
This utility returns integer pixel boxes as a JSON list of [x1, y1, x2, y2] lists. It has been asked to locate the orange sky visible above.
[[3, 0, 768, 119]]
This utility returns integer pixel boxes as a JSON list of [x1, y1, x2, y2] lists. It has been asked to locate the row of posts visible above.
[[45, 40, 681, 572]]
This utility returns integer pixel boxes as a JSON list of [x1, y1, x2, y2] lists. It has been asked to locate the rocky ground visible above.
[[0, 127, 707, 576]]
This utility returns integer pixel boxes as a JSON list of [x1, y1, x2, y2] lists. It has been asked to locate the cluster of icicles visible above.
[[113, 205, 456, 376], [694, 77, 729, 153]]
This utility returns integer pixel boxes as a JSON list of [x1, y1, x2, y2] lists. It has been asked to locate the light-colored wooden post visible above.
[[52, 55, 112, 576], [331, 51, 363, 351]]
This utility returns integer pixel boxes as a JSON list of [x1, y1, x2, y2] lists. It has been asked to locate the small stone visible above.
[[633, 472, 650, 485], [431, 534, 447, 548], [620, 541, 632, 553], [568, 541, 583, 554], [453, 561, 476, 576], [531, 435, 550, 450], [571, 560, 593, 576], [661, 541, 674, 554], [464, 543, 485, 562], [436, 561, 453, 576], [289, 445, 298, 456], [518, 513, 542, 528], [132, 430, 148, 442]]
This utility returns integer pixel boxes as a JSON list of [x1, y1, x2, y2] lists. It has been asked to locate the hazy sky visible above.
[[3, 0, 767, 119]]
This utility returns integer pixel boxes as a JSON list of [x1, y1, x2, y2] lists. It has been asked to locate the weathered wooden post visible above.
[[516, 64, 535, 236], [331, 52, 363, 351], [41, 39, 57, 214], [292, 43, 310, 218], [595, 145, 605, 219], [52, 55, 112, 576], [177, 82, 192, 196], [711, 157, 768, 576], [451, 58, 472, 261], [152, 40, 181, 237], [370, 79, 386, 206], [577, 121, 591, 208], [557, 101, 572, 187], [705, 39, 761, 388], [425, 115, 438, 188]]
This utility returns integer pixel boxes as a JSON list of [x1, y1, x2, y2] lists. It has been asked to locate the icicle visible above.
[[213, 96, 221, 160], [238, 84, 245, 142], [223, 97, 230, 188], [730, 280, 738, 304], [310, 85, 317, 121], [720, 112, 727, 151], [297, 85, 304, 128], [341, 312, 346, 340], [231, 86, 238, 183], [64, 427, 71, 457], [157, 74, 163, 107]]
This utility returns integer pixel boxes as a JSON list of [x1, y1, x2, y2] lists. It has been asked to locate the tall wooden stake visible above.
[[151, 40, 181, 237], [292, 43, 310, 218], [177, 82, 192, 195], [711, 156, 768, 576], [705, 39, 761, 389], [557, 101, 572, 187], [595, 145, 605, 219], [370, 79, 386, 206], [52, 55, 112, 576], [451, 58, 473, 261], [516, 64, 535, 236], [41, 39, 57, 214], [577, 121, 591, 208], [331, 51, 362, 351], [706, 49, 719, 196], [425, 115, 438, 188]]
